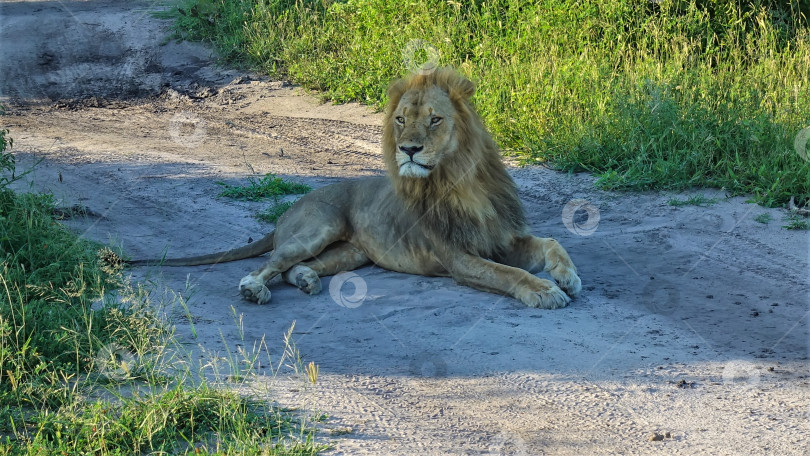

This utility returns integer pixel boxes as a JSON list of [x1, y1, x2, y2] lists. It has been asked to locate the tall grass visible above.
[[170, 0, 810, 206]]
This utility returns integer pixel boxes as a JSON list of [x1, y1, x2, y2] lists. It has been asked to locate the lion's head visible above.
[[382, 68, 527, 255], [383, 67, 481, 180]]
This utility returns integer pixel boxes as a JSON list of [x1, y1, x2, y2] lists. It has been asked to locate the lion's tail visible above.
[[128, 230, 275, 267]]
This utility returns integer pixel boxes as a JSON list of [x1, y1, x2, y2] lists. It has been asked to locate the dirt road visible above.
[[2, 1, 808, 454]]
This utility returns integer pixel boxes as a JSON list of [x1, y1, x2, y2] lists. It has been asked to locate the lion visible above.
[[131, 67, 581, 309]]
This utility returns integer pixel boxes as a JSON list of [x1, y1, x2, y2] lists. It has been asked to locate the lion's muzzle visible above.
[[399, 144, 424, 157], [397, 143, 434, 177]]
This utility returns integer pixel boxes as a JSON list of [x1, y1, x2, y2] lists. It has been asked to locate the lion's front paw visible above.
[[289, 265, 322, 295], [549, 265, 582, 298], [517, 280, 570, 309], [239, 275, 272, 305]]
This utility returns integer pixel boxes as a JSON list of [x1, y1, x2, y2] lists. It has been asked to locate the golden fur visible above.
[[134, 68, 582, 309], [382, 69, 527, 256]]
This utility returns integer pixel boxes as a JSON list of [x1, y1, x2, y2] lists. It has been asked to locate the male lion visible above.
[[133, 68, 581, 309]]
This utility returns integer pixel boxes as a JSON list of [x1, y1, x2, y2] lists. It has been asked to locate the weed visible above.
[[217, 173, 309, 223], [668, 194, 719, 207], [257, 200, 295, 223], [783, 213, 810, 230], [171, 0, 810, 207], [217, 173, 310, 202], [754, 213, 773, 224]]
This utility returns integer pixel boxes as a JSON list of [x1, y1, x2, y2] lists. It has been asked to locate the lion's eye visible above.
[[395, 116, 405, 125], [430, 116, 443, 126]]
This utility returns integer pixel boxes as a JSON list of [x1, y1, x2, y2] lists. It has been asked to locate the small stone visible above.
[[665, 431, 672, 439], [649, 433, 665, 442], [329, 427, 353, 436]]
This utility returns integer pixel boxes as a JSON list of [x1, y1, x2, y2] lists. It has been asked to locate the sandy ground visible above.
[[2, 1, 809, 454]]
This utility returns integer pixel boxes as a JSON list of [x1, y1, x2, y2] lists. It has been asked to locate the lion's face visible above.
[[390, 86, 458, 178]]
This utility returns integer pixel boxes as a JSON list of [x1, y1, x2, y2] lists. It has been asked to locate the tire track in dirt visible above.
[[496, 372, 646, 442], [261, 374, 492, 455], [225, 115, 382, 165]]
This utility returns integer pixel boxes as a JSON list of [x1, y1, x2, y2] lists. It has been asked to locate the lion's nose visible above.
[[399, 145, 424, 158]]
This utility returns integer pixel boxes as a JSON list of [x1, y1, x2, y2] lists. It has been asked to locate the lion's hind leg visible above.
[[496, 235, 582, 299], [282, 265, 322, 295], [239, 212, 349, 304], [282, 242, 370, 294]]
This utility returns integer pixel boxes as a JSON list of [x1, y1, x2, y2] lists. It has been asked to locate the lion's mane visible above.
[[382, 68, 527, 257]]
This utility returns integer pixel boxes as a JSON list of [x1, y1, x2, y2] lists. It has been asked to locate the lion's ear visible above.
[[450, 77, 475, 100], [387, 78, 408, 103]]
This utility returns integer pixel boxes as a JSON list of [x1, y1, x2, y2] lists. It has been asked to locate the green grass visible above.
[[8, 385, 322, 455], [754, 212, 773, 223], [217, 173, 310, 202], [783, 212, 810, 229], [217, 173, 310, 223], [0, 129, 138, 413], [0, 117, 325, 454], [668, 194, 719, 207], [168, 0, 810, 207], [257, 200, 296, 223]]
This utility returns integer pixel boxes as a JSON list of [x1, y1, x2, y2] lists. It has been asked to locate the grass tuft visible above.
[[754, 213, 773, 224], [668, 194, 719, 207], [217, 173, 311, 202], [783, 212, 810, 229], [257, 200, 296, 223], [217, 173, 310, 223]]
